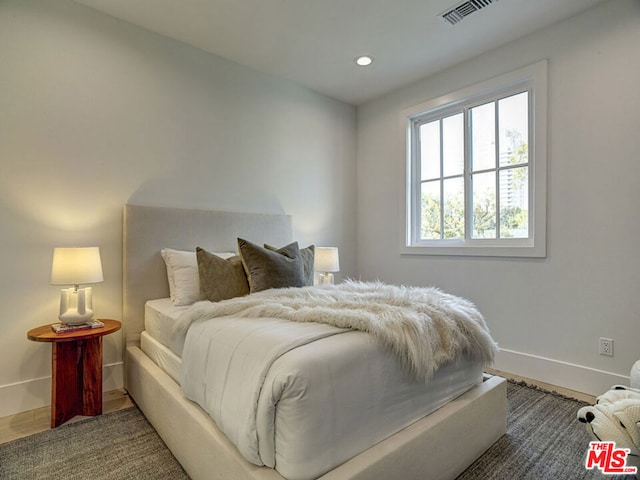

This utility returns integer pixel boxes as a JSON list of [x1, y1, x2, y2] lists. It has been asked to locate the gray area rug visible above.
[[0, 407, 189, 480], [0, 382, 635, 479], [457, 382, 633, 480]]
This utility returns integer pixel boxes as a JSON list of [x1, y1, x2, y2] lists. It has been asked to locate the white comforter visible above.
[[182, 315, 343, 460], [180, 282, 495, 480]]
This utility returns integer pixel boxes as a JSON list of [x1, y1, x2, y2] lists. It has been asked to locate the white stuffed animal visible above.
[[577, 385, 640, 472]]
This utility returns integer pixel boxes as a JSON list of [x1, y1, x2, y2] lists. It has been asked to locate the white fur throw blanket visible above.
[[177, 280, 498, 381]]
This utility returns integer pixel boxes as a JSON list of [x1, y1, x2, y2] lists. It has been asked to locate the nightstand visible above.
[[27, 319, 121, 427]]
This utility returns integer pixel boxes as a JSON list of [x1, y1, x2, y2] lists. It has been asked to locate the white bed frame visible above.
[[122, 204, 507, 480]]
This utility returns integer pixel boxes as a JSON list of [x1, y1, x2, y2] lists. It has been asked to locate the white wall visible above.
[[357, 0, 640, 396], [0, 0, 356, 417]]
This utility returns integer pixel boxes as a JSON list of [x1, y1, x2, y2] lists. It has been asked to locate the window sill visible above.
[[400, 241, 546, 258]]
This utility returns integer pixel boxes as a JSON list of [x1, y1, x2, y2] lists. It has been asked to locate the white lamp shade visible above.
[[50, 247, 104, 286], [314, 247, 340, 273]]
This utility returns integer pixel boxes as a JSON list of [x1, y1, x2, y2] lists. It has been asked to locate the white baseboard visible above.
[[494, 349, 630, 397], [0, 362, 123, 419]]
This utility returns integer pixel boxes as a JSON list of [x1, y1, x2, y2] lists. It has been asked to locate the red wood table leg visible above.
[[51, 341, 79, 428], [81, 337, 103, 417], [51, 337, 104, 427]]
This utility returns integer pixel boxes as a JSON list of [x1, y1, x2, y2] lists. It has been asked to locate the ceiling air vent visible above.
[[439, 0, 495, 26]]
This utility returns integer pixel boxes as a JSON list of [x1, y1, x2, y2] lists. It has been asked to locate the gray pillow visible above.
[[265, 243, 314, 286], [196, 247, 249, 302], [237, 238, 306, 293]]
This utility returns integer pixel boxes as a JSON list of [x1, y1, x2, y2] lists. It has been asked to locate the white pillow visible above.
[[161, 248, 235, 306], [161, 249, 199, 306]]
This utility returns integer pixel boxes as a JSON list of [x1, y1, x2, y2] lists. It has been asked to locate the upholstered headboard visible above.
[[122, 204, 292, 346]]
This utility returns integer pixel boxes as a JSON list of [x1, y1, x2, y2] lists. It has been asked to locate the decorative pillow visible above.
[[237, 238, 305, 293], [161, 248, 235, 306], [196, 247, 249, 302], [265, 243, 315, 286], [160, 249, 200, 306]]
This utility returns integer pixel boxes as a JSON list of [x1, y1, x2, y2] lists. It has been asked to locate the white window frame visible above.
[[401, 60, 547, 258]]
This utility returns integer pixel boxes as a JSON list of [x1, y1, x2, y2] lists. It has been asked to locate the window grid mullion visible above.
[[473, 163, 526, 176], [414, 121, 422, 244], [464, 107, 471, 241], [439, 118, 444, 240], [494, 100, 501, 239]]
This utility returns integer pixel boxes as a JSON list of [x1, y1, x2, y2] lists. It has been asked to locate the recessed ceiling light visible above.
[[355, 55, 374, 67]]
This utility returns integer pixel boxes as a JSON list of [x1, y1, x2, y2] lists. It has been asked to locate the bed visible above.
[[122, 204, 507, 480]]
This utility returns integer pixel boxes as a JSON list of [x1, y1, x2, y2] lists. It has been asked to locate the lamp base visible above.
[[58, 309, 95, 325], [318, 273, 335, 285], [58, 287, 95, 325]]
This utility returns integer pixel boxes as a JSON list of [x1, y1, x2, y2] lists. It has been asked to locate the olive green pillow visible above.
[[237, 238, 306, 293], [264, 242, 314, 286], [196, 247, 249, 302]]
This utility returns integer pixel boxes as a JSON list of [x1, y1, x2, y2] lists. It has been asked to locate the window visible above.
[[403, 61, 547, 257]]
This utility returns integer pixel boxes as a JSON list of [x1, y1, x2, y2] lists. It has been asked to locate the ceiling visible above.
[[72, 0, 608, 105]]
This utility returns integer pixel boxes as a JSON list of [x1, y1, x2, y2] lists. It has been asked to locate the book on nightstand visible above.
[[51, 319, 105, 334]]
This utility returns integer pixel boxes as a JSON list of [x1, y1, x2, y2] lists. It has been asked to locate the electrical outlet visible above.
[[599, 337, 614, 356]]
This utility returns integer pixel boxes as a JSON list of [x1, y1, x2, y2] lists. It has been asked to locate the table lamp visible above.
[[314, 247, 340, 285], [50, 247, 104, 324]]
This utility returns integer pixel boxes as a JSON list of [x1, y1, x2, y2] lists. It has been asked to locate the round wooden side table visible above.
[[27, 319, 121, 427]]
